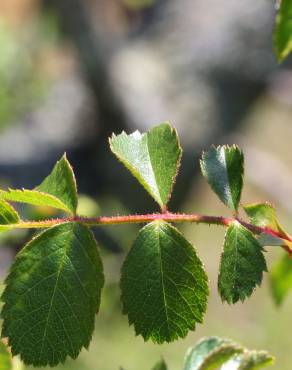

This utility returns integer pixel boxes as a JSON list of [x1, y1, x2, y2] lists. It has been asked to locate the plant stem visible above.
[[5, 212, 292, 252]]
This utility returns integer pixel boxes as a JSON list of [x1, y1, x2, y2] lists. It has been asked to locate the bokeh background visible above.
[[0, 0, 292, 369]]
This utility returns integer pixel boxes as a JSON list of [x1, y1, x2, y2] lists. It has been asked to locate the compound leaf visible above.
[[0, 340, 12, 370], [222, 351, 274, 370], [200, 145, 244, 211], [218, 222, 267, 304], [121, 220, 209, 343], [110, 123, 181, 210], [151, 359, 168, 370], [270, 254, 292, 306], [0, 155, 78, 215], [274, 0, 292, 62], [1, 222, 104, 366], [183, 336, 243, 370]]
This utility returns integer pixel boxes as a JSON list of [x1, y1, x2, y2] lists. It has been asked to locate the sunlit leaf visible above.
[[0, 200, 19, 226], [274, 0, 292, 62], [0, 154, 78, 215], [222, 350, 274, 370], [244, 202, 292, 249], [183, 336, 243, 370], [110, 123, 181, 210], [200, 145, 244, 211]]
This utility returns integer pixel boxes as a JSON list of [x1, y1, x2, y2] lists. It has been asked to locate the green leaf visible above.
[[36, 154, 78, 214], [218, 222, 267, 304], [109, 123, 182, 209], [0, 340, 12, 370], [183, 337, 243, 370], [222, 351, 274, 370], [244, 202, 292, 249], [200, 145, 244, 211], [120, 220, 209, 343], [0, 200, 19, 225], [270, 254, 292, 306], [151, 359, 168, 370], [1, 222, 104, 366], [274, 0, 292, 62], [0, 154, 78, 215], [243, 203, 280, 230]]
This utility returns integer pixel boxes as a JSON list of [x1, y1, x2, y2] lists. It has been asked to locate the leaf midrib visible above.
[[156, 224, 171, 340], [39, 228, 73, 361], [145, 135, 163, 206]]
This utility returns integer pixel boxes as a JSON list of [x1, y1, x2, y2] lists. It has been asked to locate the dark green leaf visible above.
[[0, 155, 78, 215], [152, 359, 168, 370], [218, 222, 267, 304], [36, 154, 78, 214], [109, 123, 182, 210], [274, 0, 292, 62], [0, 200, 19, 225], [200, 145, 244, 211], [222, 351, 274, 370], [1, 222, 104, 366], [0, 340, 12, 370], [121, 221, 209, 343], [270, 254, 292, 306], [183, 336, 243, 370]]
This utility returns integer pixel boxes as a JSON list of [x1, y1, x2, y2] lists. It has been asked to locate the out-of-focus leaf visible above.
[[0, 340, 12, 370], [200, 145, 244, 211], [121, 220, 209, 343], [221, 350, 274, 370], [151, 359, 168, 370], [183, 336, 243, 370], [274, 0, 292, 62], [270, 254, 292, 306]]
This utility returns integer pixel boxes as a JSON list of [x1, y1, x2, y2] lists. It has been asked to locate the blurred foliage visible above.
[[122, 0, 157, 10], [0, 16, 58, 129]]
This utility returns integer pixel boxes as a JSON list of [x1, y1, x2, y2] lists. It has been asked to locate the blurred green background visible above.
[[1, 0, 292, 369]]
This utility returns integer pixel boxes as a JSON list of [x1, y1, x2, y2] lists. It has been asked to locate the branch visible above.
[[5, 212, 292, 253]]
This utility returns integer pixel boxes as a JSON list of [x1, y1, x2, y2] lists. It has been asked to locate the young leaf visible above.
[[0, 200, 20, 226], [244, 202, 292, 249], [221, 351, 274, 370], [120, 220, 209, 343], [151, 359, 168, 370], [274, 0, 292, 62], [1, 222, 104, 366], [200, 145, 244, 211], [0, 154, 78, 215], [218, 222, 267, 304], [109, 123, 182, 210], [35, 154, 78, 214], [270, 254, 292, 306], [0, 340, 12, 370], [183, 337, 243, 370]]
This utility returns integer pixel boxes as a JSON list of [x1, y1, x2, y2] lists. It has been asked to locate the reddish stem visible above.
[[12, 212, 292, 254]]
